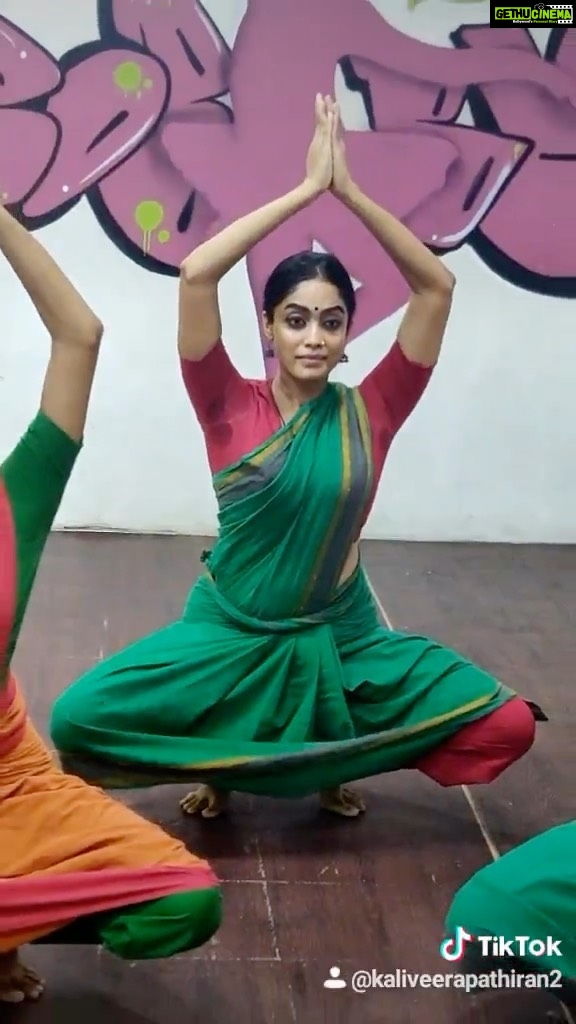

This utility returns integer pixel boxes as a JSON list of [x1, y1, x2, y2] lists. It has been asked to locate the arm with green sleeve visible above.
[[0, 204, 103, 684]]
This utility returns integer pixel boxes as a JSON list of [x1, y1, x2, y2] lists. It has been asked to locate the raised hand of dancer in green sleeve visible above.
[[0, 201, 103, 691]]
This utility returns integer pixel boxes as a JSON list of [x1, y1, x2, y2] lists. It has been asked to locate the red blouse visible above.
[[181, 338, 433, 528]]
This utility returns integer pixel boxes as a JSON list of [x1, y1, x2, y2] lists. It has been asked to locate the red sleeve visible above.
[[180, 340, 250, 427], [358, 339, 434, 437]]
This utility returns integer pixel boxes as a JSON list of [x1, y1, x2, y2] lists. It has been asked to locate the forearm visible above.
[[0, 413, 81, 677], [0, 206, 102, 346], [180, 181, 318, 284], [338, 183, 454, 295]]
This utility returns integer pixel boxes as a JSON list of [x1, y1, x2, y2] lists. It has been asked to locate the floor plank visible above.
[[7, 534, 572, 1023], [365, 541, 574, 848]]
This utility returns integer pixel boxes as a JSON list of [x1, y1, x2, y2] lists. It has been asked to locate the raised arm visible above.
[[0, 205, 103, 679], [177, 94, 334, 362], [0, 204, 103, 442], [330, 101, 455, 369]]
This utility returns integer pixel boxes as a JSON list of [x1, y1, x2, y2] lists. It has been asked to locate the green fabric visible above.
[[445, 821, 576, 979], [0, 410, 81, 683], [97, 886, 222, 959], [35, 887, 222, 959], [51, 383, 514, 796]]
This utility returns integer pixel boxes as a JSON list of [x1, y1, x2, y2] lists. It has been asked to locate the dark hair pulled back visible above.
[[262, 250, 356, 325]]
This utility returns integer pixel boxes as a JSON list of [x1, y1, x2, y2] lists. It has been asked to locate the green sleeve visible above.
[[0, 410, 82, 672]]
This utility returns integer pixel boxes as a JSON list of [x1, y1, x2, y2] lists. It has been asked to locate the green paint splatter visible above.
[[135, 200, 165, 254], [157, 229, 171, 244], [135, 200, 164, 233], [114, 60, 143, 95]]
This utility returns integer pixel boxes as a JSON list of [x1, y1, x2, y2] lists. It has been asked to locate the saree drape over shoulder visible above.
[[51, 384, 515, 795]]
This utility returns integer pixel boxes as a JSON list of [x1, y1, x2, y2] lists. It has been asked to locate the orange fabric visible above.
[[0, 678, 213, 950], [0, 673, 26, 755]]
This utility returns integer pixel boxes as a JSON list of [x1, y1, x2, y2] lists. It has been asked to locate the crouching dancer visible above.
[[0, 203, 221, 1003]]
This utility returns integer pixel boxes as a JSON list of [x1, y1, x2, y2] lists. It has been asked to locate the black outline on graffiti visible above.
[[0, 17, 60, 107], [97, 0, 231, 104], [339, 54, 534, 263], [3, 11, 575, 298], [12, 36, 172, 248], [88, 0, 233, 276], [0, 18, 62, 212], [451, 24, 576, 299]]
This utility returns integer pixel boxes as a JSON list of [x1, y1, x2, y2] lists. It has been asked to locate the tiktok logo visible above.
[[439, 926, 475, 961]]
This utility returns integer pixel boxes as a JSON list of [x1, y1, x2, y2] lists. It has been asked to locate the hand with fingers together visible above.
[[328, 98, 354, 200], [302, 93, 354, 201], [303, 93, 334, 198]]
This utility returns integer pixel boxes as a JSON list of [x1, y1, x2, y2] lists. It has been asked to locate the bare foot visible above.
[[319, 785, 366, 817], [0, 950, 45, 1003], [180, 785, 229, 818]]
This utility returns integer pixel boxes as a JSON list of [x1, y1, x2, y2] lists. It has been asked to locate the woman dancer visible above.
[[50, 95, 540, 819], [442, 820, 575, 1014], [0, 204, 220, 1003]]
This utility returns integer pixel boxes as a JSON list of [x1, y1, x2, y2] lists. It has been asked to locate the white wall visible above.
[[0, 0, 573, 542]]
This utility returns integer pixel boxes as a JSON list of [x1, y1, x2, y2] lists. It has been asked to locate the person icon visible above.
[[323, 966, 346, 989]]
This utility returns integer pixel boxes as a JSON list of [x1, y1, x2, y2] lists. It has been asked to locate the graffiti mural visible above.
[[1, 0, 575, 374]]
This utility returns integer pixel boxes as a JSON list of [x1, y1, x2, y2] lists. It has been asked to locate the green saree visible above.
[[444, 820, 576, 985], [51, 383, 515, 796]]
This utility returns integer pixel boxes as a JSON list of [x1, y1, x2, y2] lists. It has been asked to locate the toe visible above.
[[180, 790, 203, 813], [26, 984, 44, 1001], [0, 990, 25, 1004]]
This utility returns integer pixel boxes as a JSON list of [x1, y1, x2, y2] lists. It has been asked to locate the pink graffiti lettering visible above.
[[23, 49, 168, 219], [2, 2, 575, 375], [105, 0, 231, 109], [451, 25, 576, 289], [94, 102, 228, 269], [344, 59, 529, 248], [160, 0, 532, 358], [0, 18, 60, 105], [0, 109, 58, 206]]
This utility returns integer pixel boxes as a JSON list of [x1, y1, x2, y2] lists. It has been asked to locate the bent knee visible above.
[[174, 886, 223, 952], [416, 697, 536, 786], [461, 696, 536, 766], [500, 696, 536, 758], [101, 886, 222, 960]]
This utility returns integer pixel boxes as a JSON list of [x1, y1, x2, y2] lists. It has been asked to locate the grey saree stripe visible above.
[[304, 387, 373, 610], [215, 441, 291, 506]]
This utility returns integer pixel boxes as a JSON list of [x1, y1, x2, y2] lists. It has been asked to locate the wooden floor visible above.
[[9, 535, 575, 1024]]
